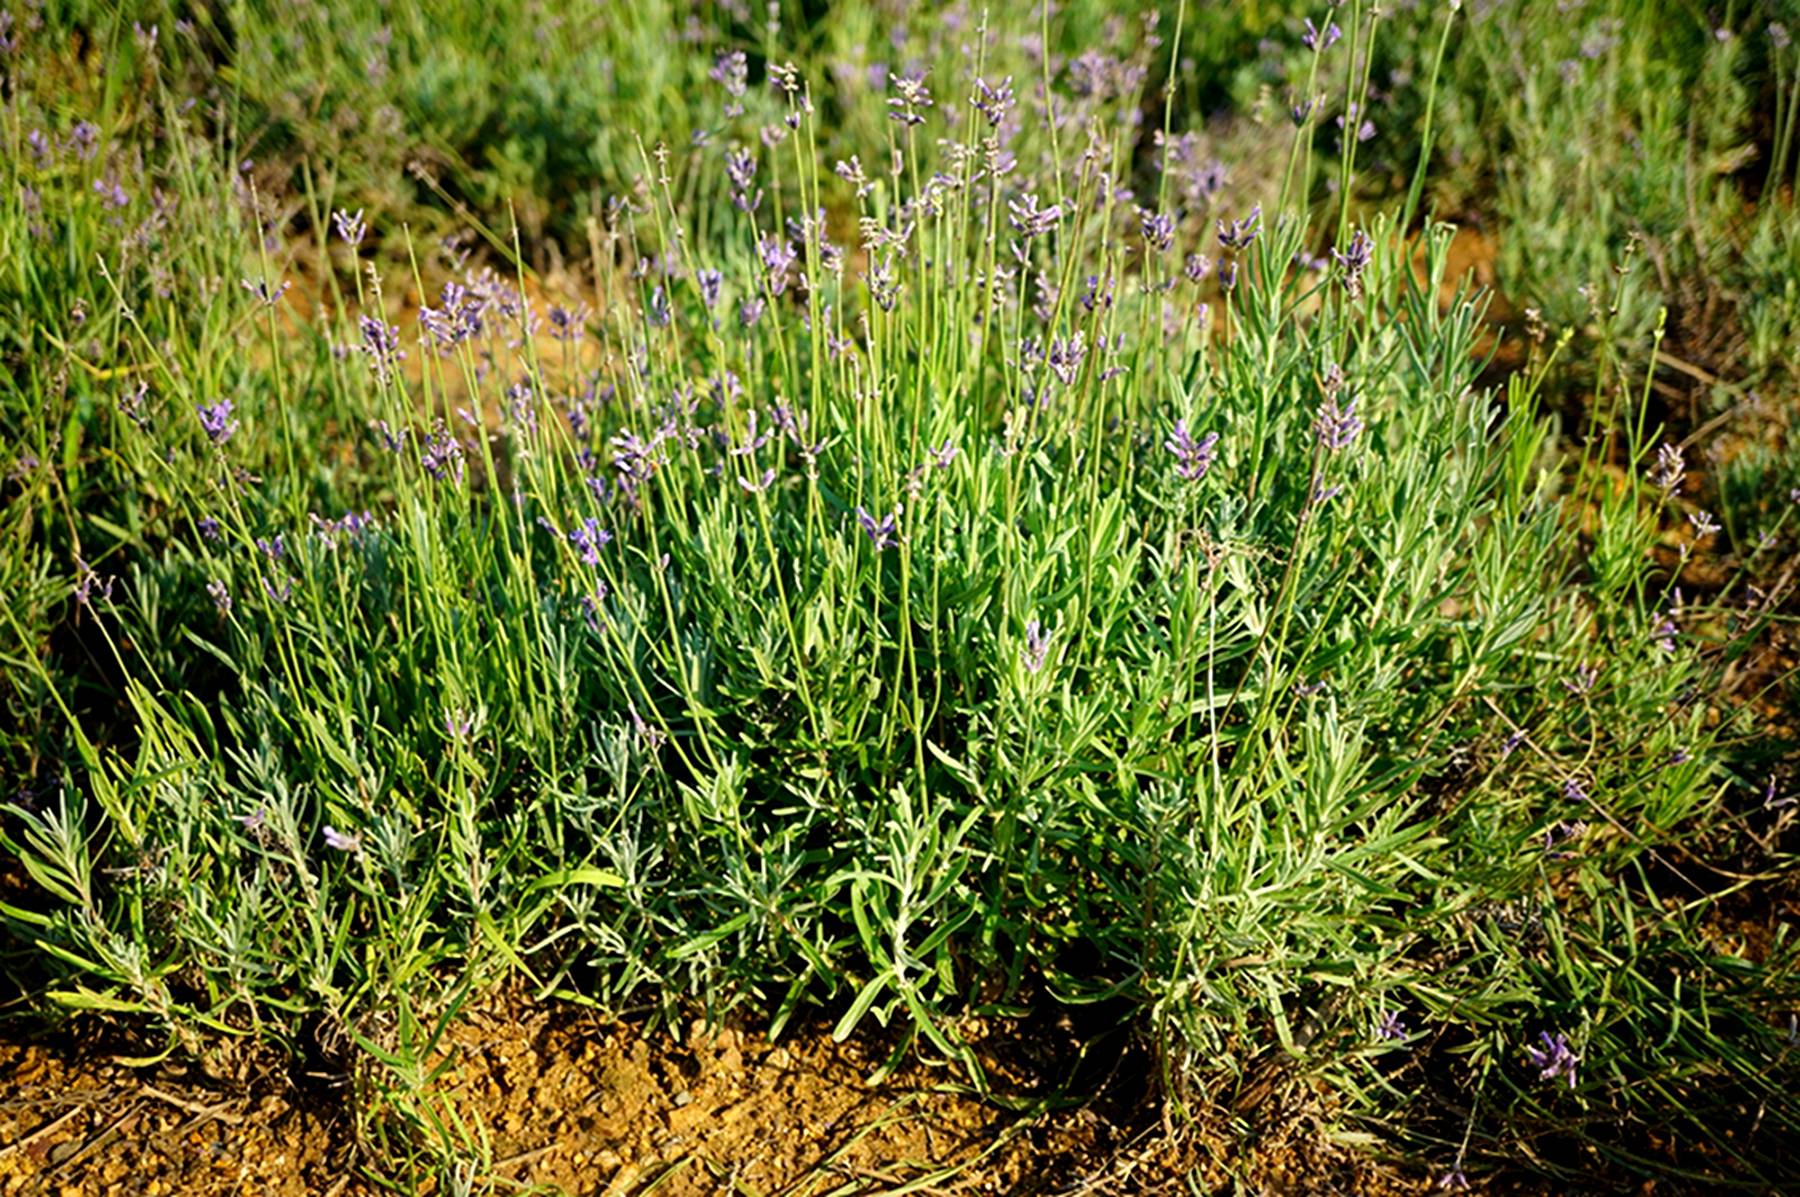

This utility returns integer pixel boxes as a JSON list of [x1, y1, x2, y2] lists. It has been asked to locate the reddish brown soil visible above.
[[0, 995, 1433, 1196]]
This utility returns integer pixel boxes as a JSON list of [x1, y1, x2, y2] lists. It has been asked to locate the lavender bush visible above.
[[2, 1, 1796, 1191]]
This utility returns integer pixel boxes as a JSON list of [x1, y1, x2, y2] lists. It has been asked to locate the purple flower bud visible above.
[[1139, 209, 1175, 254], [196, 399, 238, 445], [1374, 1010, 1407, 1041], [332, 208, 367, 246], [359, 315, 405, 382], [74, 558, 113, 609], [1164, 420, 1219, 481], [569, 518, 612, 565], [709, 50, 749, 100], [1302, 18, 1342, 52], [322, 825, 362, 853], [241, 277, 291, 307], [1007, 192, 1061, 240], [1332, 229, 1373, 297], [207, 579, 232, 616], [1646, 442, 1684, 494], [1523, 1030, 1580, 1089], [855, 504, 900, 550], [1022, 619, 1050, 673], [1315, 395, 1363, 452], [1217, 205, 1261, 251]]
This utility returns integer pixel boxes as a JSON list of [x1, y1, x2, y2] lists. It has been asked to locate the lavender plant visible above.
[[1, 2, 1796, 1192]]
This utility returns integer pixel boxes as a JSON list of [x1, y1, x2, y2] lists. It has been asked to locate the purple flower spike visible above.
[[1165, 420, 1219, 481], [1315, 395, 1363, 452], [196, 399, 238, 445], [332, 208, 367, 246], [1216, 205, 1261, 251], [74, 558, 114, 609], [1645, 442, 1685, 494], [856, 504, 900, 550], [1022, 620, 1050, 673], [241, 277, 291, 307], [569, 518, 612, 565], [1331, 229, 1373, 297], [1140, 209, 1175, 254], [1007, 192, 1061, 240], [1302, 18, 1343, 52], [973, 76, 1015, 127], [1524, 1030, 1580, 1089]]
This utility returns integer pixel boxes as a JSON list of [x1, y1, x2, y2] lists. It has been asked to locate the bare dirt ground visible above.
[[0, 993, 1427, 1196]]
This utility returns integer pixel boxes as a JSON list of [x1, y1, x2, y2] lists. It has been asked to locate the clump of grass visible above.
[[3, 3, 1797, 1192]]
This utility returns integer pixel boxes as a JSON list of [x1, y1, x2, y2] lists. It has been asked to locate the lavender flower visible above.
[[1217, 205, 1261, 251], [196, 399, 238, 445], [1564, 662, 1599, 694], [198, 516, 222, 542], [444, 710, 474, 740], [1140, 209, 1175, 254], [834, 156, 873, 199], [74, 558, 113, 609], [1524, 1030, 1580, 1089], [1501, 729, 1525, 757], [548, 302, 590, 341], [1332, 229, 1373, 297], [759, 236, 797, 295], [1437, 1170, 1469, 1192], [359, 315, 404, 383], [332, 207, 367, 246], [972, 76, 1015, 127], [1374, 1010, 1407, 1041], [710, 49, 749, 114], [1302, 17, 1343, 52], [1007, 192, 1061, 240], [1687, 509, 1720, 539], [241, 277, 291, 307], [1652, 608, 1678, 653], [118, 380, 150, 428], [928, 439, 959, 470], [856, 504, 900, 550], [1164, 420, 1219, 481], [887, 70, 933, 126], [207, 579, 232, 616], [569, 518, 612, 565], [1022, 620, 1050, 673], [419, 423, 465, 484], [696, 269, 723, 310], [1315, 395, 1363, 452], [739, 296, 766, 328], [1047, 332, 1087, 386], [322, 824, 362, 854], [70, 121, 99, 160], [1646, 442, 1684, 494]]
